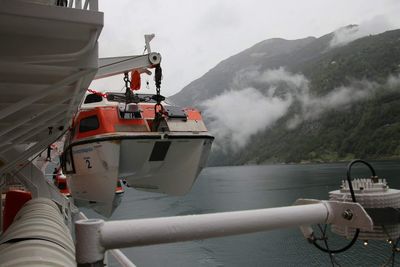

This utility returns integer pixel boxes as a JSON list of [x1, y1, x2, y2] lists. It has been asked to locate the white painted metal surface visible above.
[[0, 0, 103, 175], [96, 53, 161, 79]]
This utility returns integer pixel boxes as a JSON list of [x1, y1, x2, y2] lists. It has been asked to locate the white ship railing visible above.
[[75, 200, 373, 266], [11, 0, 98, 11], [107, 250, 136, 267]]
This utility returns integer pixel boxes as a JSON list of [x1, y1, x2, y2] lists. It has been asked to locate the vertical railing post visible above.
[[90, 0, 98, 11], [75, 219, 105, 266], [83, 0, 89, 10]]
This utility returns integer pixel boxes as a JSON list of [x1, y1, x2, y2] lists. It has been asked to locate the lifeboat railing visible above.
[[75, 200, 373, 266], [68, 0, 98, 11]]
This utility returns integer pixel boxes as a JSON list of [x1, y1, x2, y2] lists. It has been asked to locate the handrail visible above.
[[17, 0, 98, 11], [75, 201, 373, 265]]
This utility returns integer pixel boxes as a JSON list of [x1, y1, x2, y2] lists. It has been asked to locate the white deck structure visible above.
[[0, 0, 102, 177]]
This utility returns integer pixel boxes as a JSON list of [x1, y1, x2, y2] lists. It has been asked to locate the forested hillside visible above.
[[170, 28, 400, 165]]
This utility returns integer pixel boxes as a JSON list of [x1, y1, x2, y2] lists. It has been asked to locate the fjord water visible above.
[[85, 161, 400, 266]]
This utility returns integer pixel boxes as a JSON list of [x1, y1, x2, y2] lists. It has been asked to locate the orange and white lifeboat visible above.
[[62, 92, 213, 215]]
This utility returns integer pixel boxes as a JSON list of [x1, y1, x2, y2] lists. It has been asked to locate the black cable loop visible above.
[[312, 159, 376, 254], [346, 159, 376, 202]]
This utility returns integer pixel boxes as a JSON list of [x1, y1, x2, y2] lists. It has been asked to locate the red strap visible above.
[[130, 70, 141, 90], [87, 89, 107, 98]]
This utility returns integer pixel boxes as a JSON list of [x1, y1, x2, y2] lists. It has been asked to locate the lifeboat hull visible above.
[[65, 140, 119, 216], [120, 135, 213, 195], [65, 133, 213, 214]]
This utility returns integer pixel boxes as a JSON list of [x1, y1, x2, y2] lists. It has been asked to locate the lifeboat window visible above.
[[84, 94, 103, 104], [165, 106, 187, 119], [79, 115, 99, 133], [120, 111, 142, 119]]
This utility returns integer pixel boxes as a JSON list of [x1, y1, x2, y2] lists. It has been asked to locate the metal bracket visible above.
[[145, 34, 155, 53], [294, 199, 373, 240]]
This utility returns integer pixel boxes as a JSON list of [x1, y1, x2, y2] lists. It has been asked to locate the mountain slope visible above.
[[170, 36, 317, 107], [171, 29, 400, 165]]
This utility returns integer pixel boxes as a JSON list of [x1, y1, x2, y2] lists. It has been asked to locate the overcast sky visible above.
[[90, 0, 400, 97]]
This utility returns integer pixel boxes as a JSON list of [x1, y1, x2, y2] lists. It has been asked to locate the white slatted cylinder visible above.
[[0, 198, 75, 266]]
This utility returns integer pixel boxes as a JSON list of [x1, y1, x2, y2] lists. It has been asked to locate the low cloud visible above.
[[387, 74, 400, 88], [289, 79, 379, 128], [202, 87, 291, 151], [203, 67, 400, 150], [330, 15, 396, 47]]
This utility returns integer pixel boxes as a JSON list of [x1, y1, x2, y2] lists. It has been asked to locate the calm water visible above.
[[83, 161, 400, 266]]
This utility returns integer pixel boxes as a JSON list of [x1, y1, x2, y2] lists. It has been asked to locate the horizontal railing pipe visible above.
[[99, 204, 328, 249]]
